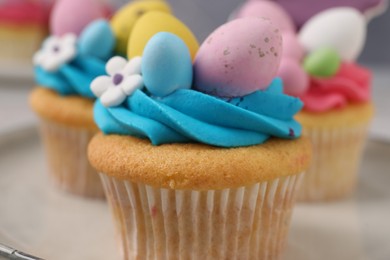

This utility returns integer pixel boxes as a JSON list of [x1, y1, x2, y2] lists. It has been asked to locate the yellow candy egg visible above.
[[110, 0, 171, 56], [128, 12, 199, 60]]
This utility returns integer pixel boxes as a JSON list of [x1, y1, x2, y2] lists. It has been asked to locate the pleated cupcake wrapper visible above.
[[39, 120, 105, 198], [297, 124, 369, 202], [100, 173, 304, 260]]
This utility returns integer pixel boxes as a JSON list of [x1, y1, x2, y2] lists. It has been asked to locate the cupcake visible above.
[[88, 13, 311, 259], [29, 0, 170, 198], [294, 7, 376, 201], [0, 0, 51, 64], [234, 1, 383, 201], [29, 0, 115, 198]]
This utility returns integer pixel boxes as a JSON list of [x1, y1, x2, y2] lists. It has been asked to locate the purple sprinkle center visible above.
[[53, 46, 60, 53], [113, 74, 123, 86], [289, 128, 295, 137]]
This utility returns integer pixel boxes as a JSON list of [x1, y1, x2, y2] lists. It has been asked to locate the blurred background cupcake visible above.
[[231, 0, 387, 202], [0, 0, 52, 77], [29, 0, 172, 199], [294, 7, 378, 201], [0, 0, 116, 80], [29, 0, 114, 198]]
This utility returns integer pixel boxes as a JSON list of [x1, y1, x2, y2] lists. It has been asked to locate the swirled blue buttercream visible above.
[[35, 57, 107, 98], [34, 20, 115, 99], [34, 55, 106, 99], [94, 78, 303, 148]]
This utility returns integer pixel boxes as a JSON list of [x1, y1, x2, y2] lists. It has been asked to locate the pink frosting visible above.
[[299, 63, 371, 113], [0, 0, 52, 25]]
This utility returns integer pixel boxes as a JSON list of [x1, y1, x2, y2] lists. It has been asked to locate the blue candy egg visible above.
[[78, 19, 115, 60], [142, 32, 193, 97]]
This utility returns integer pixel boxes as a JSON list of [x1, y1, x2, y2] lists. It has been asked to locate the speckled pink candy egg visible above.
[[50, 0, 106, 36], [194, 17, 283, 98]]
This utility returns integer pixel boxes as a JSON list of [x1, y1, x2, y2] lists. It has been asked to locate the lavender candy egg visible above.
[[194, 17, 283, 98]]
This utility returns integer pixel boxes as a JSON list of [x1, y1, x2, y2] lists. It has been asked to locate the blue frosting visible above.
[[94, 78, 303, 148], [34, 20, 115, 99], [35, 57, 106, 98]]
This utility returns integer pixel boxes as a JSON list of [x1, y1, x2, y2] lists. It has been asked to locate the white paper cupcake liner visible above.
[[297, 125, 369, 202], [39, 120, 104, 198], [100, 173, 304, 259]]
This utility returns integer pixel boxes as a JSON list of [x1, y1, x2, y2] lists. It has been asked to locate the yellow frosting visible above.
[[127, 11, 199, 60], [110, 0, 171, 56]]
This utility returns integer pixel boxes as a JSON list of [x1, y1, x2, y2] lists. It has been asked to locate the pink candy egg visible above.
[[282, 31, 305, 61], [277, 58, 309, 96], [236, 1, 296, 32], [194, 17, 282, 98], [50, 0, 106, 36]]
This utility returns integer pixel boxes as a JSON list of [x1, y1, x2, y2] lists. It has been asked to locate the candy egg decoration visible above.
[[128, 12, 199, 60], [277, 58, 309, 96], [303, 47, 341, 78], [50, 0, 106, 36], [276, 30, 308, 96], [78, 19, 115, 60], [110, 0, 171, 56], [299, 7, 367, 62], [194, 17, 283, 98], [234, 0, 296, 33], [231, 1, 308, 96], [282, 31, 305, 61], [142, 32, 193, 97]]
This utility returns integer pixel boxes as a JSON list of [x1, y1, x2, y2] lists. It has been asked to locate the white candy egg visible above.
[[299, 7, 367, 61]]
